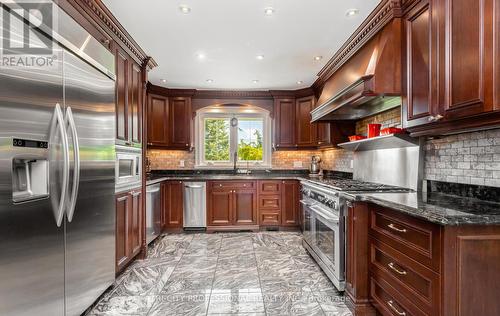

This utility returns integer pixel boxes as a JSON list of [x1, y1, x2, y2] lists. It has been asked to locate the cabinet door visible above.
[[233, 189, 258, 225], [129, 190, 142, 257], [115, 48, 128, 143], [402, 2, 436, 128], [129, 63, 142, 144], [281, 180, 299, 226], [163, 181, 183, 228], [207, 188, 232, 226], [439, 0, 497, 119], [317, 122, 332, 147], [147, 94, 169, 146], [116, 193, 129, 272], [169, 97, 191, 149], [274, 98, 296, 149], [296, 96, 317, 147]]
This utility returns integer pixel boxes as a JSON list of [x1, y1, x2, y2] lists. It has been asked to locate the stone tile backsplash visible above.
[[424, 129, 500, 187]]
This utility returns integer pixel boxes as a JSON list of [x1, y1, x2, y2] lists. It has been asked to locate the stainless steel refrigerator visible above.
[[0, 2, 116, 315]]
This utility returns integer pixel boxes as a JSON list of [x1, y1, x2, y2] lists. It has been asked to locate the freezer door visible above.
[[63, 51, 116, 316], [0, 8, 65, 316]]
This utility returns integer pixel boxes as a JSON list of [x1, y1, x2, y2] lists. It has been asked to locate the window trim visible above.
[[195, 106, 272, 169]]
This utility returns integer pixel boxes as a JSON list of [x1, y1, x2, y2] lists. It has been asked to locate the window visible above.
[[195, 106, 271, 168]]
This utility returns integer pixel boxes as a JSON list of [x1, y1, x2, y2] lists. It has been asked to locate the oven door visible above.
[[311, 204, 344, 284]]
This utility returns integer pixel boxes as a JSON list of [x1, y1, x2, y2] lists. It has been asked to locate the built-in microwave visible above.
[[115, 145, 141, 192]]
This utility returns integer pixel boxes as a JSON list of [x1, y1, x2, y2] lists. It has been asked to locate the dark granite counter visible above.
[[146, 169, 352, 186], [343, 191, 500, 226]]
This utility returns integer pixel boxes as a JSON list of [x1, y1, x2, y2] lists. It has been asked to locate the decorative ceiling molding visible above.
[[315, 0, 405, 85], [194, 90, 272, 99], [75, 0, 158, 69]]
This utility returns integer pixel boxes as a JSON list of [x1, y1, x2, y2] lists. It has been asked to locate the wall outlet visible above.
[[293, 161, 303, 168], [179, 160, 185, 167]]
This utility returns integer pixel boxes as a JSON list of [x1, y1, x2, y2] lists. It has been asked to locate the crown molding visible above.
[[194, 90, 272, 99], [71, 0, 157, 69]]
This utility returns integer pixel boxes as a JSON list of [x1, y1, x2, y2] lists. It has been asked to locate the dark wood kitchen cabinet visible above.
[[402, 0, 437, 128], [114, 45, 142, 146], [147, 94, 191, 150], [404, 0, 500, 135], [115, 188, 142, 273], [346, 201, 500, 316], [296, 96, 317, 148], [274, 98, 297, 149], [281, 180, 300, 226], [147, 94, 169, 147], [168, 97, 191, 150], [207, 181, 258, 231], [161, 181, 184, 229]]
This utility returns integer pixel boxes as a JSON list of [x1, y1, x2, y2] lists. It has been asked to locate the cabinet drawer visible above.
[[369, 206, 441, 272], [260, 212, 281, 226], [211, 181, 255, 189], [259, 195, 281, 210], [371, 276, 428, 316], [370, 238, 440, 314], [258, 181, 281, 194]]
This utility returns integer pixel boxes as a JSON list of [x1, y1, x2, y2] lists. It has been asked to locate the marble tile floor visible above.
[[87, 232, 351, 316]]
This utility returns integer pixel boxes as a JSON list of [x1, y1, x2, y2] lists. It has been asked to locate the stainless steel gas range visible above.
[[300, 178, 410, 291]]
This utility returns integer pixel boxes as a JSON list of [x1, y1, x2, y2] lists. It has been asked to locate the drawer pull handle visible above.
[[388, 262, 407, 275], [388, 223, 407, 233], [387, 300, 406, 316]]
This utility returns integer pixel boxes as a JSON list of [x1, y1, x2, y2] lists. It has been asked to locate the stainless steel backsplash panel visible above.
[[353, 142, 423, 191]]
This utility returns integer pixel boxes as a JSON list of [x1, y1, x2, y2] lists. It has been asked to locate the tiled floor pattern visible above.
[[88, 232, 351, 316]]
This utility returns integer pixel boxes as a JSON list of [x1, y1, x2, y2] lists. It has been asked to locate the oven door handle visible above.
[[300, 199, 315, 207], [311, 205, 339, 226]]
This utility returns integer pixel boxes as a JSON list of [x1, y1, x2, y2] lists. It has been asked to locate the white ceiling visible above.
[[102, 0, 380, 90]]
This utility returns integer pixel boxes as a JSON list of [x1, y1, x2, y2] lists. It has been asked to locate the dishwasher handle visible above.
[[147, 186, 160, 193], [185, 185, 204, 189]]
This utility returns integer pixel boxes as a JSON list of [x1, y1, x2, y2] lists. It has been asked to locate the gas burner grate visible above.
[[316, 178, 411, 192]]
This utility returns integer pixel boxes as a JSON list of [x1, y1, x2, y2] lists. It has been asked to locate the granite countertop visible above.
[[343, 191, 500, 226], [146, 173, 322, 185]]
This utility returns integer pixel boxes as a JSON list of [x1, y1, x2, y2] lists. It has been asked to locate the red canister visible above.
[[367, 123, 382, 138]]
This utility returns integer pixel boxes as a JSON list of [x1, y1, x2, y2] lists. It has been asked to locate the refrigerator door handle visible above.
[[65, 106, 80, 222], [49, 103, 70, 227]]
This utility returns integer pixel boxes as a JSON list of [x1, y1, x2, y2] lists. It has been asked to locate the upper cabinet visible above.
[[146, 92, 192, 150], [274, 98, 297, 149], [296, 96, 317, 148], [114, 45, 143, 147], [403, 0, 500, 135], [168, 97, 192, 149]]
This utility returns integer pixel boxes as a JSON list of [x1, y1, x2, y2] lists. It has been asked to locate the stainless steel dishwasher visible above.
[[146, 183, 162, 244], [183, 182, 207, 229]]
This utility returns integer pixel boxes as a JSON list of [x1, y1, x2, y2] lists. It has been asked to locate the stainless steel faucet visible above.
[[233, 152, 238, 173]]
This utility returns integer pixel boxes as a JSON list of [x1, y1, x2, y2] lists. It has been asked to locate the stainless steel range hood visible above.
[[311, 19, 402, 122]]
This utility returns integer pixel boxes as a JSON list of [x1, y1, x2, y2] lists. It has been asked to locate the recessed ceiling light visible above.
[[346, 9, 359, 17], [179, 5, 191, 14], [206, 79, 214, 83], [256, 54, 265, 60], [160, 79, 167, 83], [297, 80, 303, 85], [252, 80, 259, 84], [264, 7, 275, 16], [196, 53, 206, 60], [314, 56, 323, 61]]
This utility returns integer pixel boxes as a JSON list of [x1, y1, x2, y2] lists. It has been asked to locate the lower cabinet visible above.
[[207, 181, 258, 229], [115, 188, 142, 273], [257, 180, 300, 227], [346, 202, 500, 316], [161, 181, 184, 229]]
